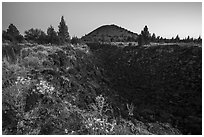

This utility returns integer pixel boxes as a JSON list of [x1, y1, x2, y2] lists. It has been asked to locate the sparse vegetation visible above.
[[90, 43, 202, 135], [2, 18, 202, 135], [3, 42, 186, 135]]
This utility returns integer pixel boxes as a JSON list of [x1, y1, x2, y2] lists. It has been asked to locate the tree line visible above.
[[138, 25, 202, 46], [2, 17, 202, 45], [2, 16, 81, 45]]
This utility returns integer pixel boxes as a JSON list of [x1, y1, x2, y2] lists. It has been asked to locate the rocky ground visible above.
[[89, 43, 202, 135], [2, 42, 202, 134]]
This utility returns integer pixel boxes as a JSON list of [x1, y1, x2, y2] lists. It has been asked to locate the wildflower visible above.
[[65, 129, 68, 134], [89, 123, 93, 126], [35, 80, 55, 94]]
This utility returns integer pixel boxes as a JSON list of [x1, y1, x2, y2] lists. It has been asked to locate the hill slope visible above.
[[90, 43, 202, 135], [2, 43, 182, 135], [81, 24, 138, 42]]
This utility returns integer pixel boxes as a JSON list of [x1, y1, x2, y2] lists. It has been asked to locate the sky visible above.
[[2, 2, 202, 39]]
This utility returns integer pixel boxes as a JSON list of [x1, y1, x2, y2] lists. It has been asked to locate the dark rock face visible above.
[[90, 43, 202, 135]]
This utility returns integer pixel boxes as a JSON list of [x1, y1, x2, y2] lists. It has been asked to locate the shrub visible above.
[[20, 47, 34, 59], [2, 43, 22, 64], [71, 36, 81, 45], [21, 56, 43, 69]]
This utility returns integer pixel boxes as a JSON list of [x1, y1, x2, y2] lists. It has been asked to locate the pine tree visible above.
[[24, 28, 47, 44], [5, 24, 24, 43], [38, 31, 47, 44], [171, 37, 175, 43], [141, 25, 150, 45], [138, 25, 150, 46], [151, 33, 156, 42], [138, 34, 144, 46], [197, 36, 202, 43], [190, 37, 194, 42], [58, 16, 70, 44], [157, 36, 160, 43], [175, 35, 180, 42], [7, 24, 20, 37], [186, 36, 190, 43], [160, 37, 164, 43], [2, 30, 12, 42], [47, 25, 59, 45]]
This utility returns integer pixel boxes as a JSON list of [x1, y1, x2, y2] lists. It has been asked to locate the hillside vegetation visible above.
[[2, 18, 202, 135], [2, 43, 186, 135]]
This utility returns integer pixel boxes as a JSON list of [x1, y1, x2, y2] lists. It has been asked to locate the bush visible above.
[[2, 43, 23, 63], [21, 56, 43, 69], [20, 47, 34, 59], [71, 36, 81, 45]]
